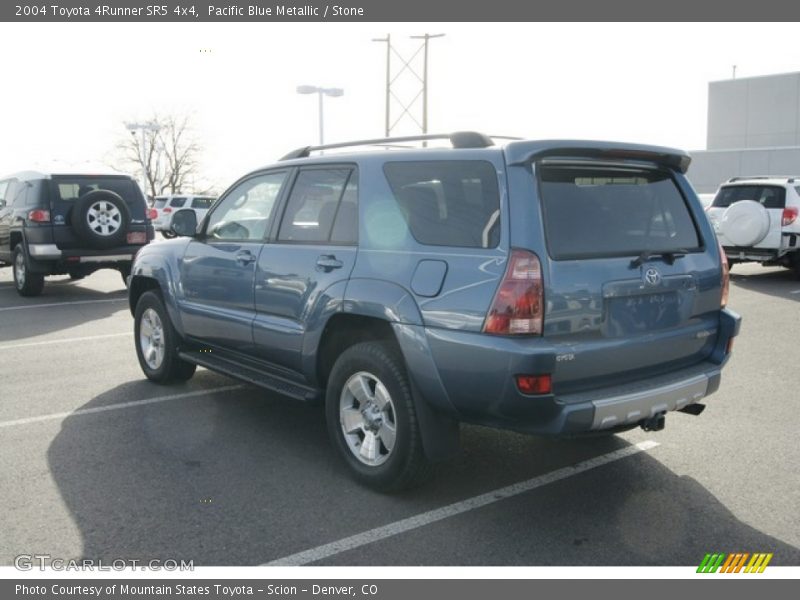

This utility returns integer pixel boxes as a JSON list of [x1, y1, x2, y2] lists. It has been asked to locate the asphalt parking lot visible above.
[[0, 261, 798, 567]]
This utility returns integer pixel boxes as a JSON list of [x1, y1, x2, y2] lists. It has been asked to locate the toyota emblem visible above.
[[644, 268, 662, 287]]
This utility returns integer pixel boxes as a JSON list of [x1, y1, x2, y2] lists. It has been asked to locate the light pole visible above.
[[296, 85, 344, 146], [124, 121, 160, 198]]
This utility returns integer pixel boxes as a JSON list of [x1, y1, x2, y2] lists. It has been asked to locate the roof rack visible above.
[[728, 175, 800, 183], [280, 131, 519, 161]]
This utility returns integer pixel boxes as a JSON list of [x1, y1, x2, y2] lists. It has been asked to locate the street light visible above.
[[296, 85, 344, 146], [124, 121, 160, 199]]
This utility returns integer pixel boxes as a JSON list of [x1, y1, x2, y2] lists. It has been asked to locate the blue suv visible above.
[[128, 132, 741, 490]]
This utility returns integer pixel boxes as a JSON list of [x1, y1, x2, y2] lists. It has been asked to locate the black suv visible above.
[[0, 171, 154, 296]]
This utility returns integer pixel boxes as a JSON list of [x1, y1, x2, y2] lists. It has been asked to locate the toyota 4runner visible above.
[[128, 133, 741, 490], [0, 171, 154, 296]]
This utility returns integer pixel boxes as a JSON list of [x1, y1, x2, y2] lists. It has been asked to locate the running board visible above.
[[179, 350, 321, 402]]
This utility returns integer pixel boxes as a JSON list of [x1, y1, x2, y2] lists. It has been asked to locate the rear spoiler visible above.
[[504, 140, 692, 174]]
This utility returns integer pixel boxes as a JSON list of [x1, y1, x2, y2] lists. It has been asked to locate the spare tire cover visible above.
[[720, 200, 770, 247]]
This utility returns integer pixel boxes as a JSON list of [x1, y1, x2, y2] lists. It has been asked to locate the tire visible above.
[[134, 290, 196, 383], [790, 252, 800, 280], [161, 230, 177, 239], [12, 244, 45, 297], [325, 341, 432, 491], [68, 272, 86, 281], [119, 264, 132, 288], [72, 190, 131, 249]]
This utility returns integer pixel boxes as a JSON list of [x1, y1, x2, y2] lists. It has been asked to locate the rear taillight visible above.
[[147, 208, 158, 220], [719, 241, 729, 308], [28, 209, 50, 223], [483, 249, 543, 335], [163, 207, 172, 214], [782, 207, 798, 226]]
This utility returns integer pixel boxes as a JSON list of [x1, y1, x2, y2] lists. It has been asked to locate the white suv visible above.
[[152, 195, 215, 238], [705, 176, 800, 278]]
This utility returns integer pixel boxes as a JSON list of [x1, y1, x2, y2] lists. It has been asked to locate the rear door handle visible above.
[[316, 255, 343, 271], [235, 250, 256, 265]]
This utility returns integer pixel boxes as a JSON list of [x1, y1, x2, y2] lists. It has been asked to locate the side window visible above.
[[191, 197, 214, 209], [278, 168, 354, 243], [206, 171, 287, 241], [3, 181, 19, 207], [331, 177, 358, 244], [0, 180, 8, 206], [383, 161, 501, 248]]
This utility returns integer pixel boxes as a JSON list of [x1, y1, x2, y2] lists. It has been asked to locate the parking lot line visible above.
[[0, 332, 130, 351], [0, 298, 126, 312], [790, 289, 800, 294], [263, 440, 660, 566], [0, 384, 245, 429]]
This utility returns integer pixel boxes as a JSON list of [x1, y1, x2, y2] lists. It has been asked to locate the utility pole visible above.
[[371, 34, 391, 137], [410, 33, 445, 143], [372, 32, 445, 140]]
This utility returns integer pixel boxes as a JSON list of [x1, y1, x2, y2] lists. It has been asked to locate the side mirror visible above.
[[171, 209, 199, 237], [0, 199, 6, 209]]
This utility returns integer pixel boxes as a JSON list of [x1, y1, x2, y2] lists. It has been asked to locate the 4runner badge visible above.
[[644, 267, 662, 287]]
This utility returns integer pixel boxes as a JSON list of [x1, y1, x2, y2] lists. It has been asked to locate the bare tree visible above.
[[115, 113, 208, 198]]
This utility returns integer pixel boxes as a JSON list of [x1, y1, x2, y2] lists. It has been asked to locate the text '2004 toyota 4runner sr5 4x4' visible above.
[[128, 132, 741, 490]]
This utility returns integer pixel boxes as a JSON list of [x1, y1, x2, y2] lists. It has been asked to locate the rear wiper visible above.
[[629, 249, 688, 268]]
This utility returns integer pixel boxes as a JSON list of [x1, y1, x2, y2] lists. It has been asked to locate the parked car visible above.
[[705, 176, 800, 277], [0, 171, 154, 296], [128, 132, 740, 490], [152, 194, 215, 238]]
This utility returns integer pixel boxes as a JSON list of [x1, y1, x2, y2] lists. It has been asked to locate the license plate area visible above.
[[604, 291, 680, 336]]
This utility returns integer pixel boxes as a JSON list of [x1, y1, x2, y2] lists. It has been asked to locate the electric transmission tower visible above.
[[372, 33, 446, 140]]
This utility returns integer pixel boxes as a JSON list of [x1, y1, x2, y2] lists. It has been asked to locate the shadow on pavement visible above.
[[730, 265, 800, 303], [45, 382, 800, 566], [0, 276, 128, 343]]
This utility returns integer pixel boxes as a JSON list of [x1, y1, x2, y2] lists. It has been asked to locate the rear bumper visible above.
[[399, 308, 741, 436], [26, 244, 145, 273], [723, 232, 800, 261]]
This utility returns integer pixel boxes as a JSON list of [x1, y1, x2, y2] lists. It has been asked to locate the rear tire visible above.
[[790, 252, 800, 280], [134, 290, 196, 383], [13, 244, 45, 297], [119, 265, 131, 288], [325, 341, 432, 491]]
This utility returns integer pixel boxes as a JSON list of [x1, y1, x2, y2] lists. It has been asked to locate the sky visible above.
[[1, 22, 799, 193]]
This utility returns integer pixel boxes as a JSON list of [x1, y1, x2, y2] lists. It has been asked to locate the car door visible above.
[[0, 179, 18, 262], [179, 170, 289, 352], [252, 166, 359, 371]]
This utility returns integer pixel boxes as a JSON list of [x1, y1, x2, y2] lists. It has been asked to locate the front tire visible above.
[[134, 290, 196, 383], [326, 341, 431, 491], [13, 244, 45, 297]]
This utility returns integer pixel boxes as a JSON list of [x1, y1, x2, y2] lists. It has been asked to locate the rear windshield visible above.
[[169, 197, 187, 208], [53, 177, 142, 205], [712, 185, 786, 209], [539, 165, 701, 260], [383, 160, 501, 248], [191, 197, 214, 209], [154, 197, 167, 208]]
